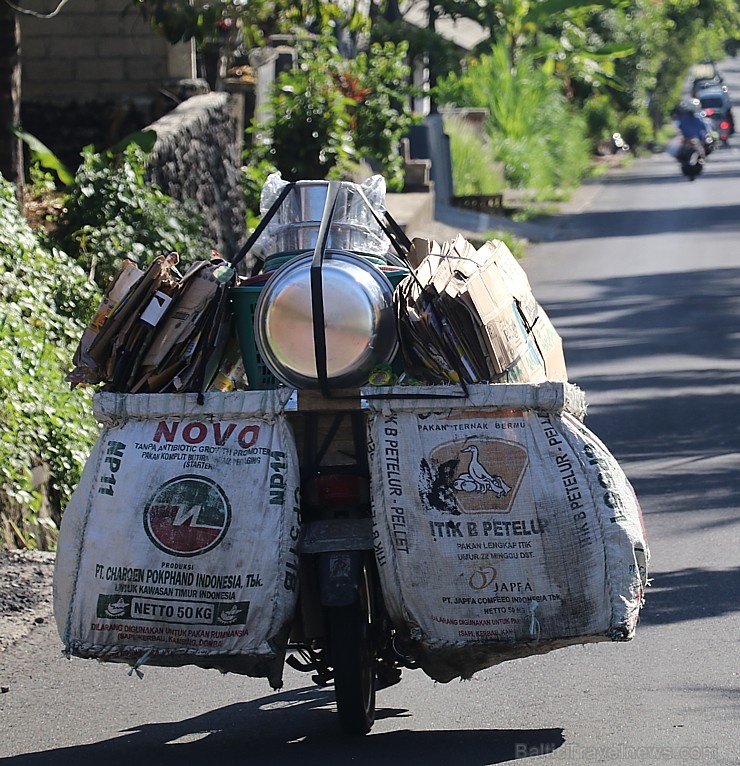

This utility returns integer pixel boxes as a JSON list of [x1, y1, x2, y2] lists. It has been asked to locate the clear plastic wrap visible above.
[[257, 173, 391, 258]]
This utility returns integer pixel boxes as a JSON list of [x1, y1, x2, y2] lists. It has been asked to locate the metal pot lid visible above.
[[254, 251, 398, 389]]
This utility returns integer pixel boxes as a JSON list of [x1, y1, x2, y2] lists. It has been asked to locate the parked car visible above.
[[691, 61, 723, 96], [696, 86, 735, 142], [692, 76, 724, 96]]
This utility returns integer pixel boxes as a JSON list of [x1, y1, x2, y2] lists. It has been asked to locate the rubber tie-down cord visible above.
[[128, 649, 154, 679], [528, 600, 541, 641]]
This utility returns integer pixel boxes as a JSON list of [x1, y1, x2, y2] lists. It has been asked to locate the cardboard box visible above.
[[399, 236, 567, 384], [67, 259, 144, 387], [457, 240, 567, 382]]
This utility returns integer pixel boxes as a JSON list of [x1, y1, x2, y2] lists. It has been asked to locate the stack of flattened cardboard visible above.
[[67, 253, 237, 393], [395, 235, 567, 384], [131, 258, 235, 393]]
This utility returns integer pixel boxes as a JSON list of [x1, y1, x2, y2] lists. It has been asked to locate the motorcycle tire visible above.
[[327, 565, 376, 736], [681, 157, 703, 180]]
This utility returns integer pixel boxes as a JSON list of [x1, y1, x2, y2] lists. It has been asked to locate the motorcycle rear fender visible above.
[[317, 549, 366, 607], [299, 518, 374, 606]]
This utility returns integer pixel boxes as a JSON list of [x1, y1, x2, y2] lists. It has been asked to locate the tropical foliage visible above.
[[54, 144, 212, 291], [0, 177, 99, 548], [129, 0, 740, 162], [1, 139, 217, 548], [444, 114, 503, 196], [131, 0, 370, 48], [245, 33, 419, 192], [131, 0, 740, 195], [436, 43, 592, 193]]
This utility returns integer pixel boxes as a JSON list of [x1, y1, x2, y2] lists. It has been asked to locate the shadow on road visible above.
[[584, 158, 740, 187], [541, 199, 740, 242], [540, 267, 740, 473], [528, 142, 740, 241], [640, 567, 740, 628], [538, 263, 740, 631], [0, 684, 565, 765]]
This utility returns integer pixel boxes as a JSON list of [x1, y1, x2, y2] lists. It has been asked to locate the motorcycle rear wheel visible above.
[[327, 566, 376, 736]]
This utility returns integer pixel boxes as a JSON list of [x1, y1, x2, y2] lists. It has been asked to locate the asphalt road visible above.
[[3, 81, 740, 766], [516, 124, 740, 766]]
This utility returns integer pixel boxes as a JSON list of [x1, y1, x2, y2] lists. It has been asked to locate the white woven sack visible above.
[[365, 382, 648, 682], [54, 390, 300, 688]]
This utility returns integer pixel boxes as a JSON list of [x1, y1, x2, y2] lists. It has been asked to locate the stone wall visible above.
[[146, 93, 247, 261], [19, 0, 194, 102], [18, 0, 198, 174], [19, 1, 197, 171], [18, 2, 246, 261]]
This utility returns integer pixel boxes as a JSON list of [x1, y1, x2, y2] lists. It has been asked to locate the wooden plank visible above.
[[289, 410, 363, 468], [293, 389, 363, 413]]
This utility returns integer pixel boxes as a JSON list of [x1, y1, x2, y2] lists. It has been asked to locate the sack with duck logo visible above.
[[366, 382, 648, 683]]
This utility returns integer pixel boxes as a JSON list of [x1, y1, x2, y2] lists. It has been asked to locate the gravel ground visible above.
[[0, 548, 56, 654]]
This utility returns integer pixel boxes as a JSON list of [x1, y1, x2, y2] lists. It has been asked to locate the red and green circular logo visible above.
[[143, 475, 232, 557]]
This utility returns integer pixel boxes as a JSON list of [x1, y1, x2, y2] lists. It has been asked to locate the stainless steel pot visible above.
[[260, 180, 391, 258], [265, 221, 389, 254], [253, 251, 398, 389], [269, 181, 377, 229]]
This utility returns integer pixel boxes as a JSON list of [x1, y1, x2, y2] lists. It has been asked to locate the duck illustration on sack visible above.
[[419, 441, 516, 515], [218, 605, 241, 624], [454, 445, 512, 498]]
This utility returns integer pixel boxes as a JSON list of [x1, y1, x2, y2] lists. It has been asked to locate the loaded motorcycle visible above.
[[54, 177, 649, 739], [283, 402, 409, 735], [231, 178, 417, 735]]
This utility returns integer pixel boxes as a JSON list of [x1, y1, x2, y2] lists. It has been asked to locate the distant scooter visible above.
[[678, 137, 705, 180]]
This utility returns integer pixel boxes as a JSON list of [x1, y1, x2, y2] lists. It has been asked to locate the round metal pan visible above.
[[254, 250, 398, 389]]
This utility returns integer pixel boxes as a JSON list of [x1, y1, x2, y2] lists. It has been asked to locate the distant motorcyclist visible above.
[[673, 100, 708, 179], [675, 99, 708, 143]]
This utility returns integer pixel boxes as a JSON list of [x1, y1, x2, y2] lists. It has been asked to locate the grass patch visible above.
[[443, 113, 504, 196], [466, 229, 527, 259]]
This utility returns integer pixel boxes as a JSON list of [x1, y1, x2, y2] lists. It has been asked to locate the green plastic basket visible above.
[[262, 250, 389, 274], [382, 268, 410, 288], [230, 286, 281, 390], [262, 250, 309, 273]]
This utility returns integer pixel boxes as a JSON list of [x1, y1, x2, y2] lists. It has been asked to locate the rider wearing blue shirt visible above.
[[676, 99, 708, 142]]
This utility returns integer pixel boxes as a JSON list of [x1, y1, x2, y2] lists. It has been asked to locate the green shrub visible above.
[[246, 33, 419, 192], [0, 177, 99, 547], [620, 114, 654, 152], [443, 114, 503, 196], [436, 44, 592, 197], [248, 36, 355, 183], [2, 137, 218, 548], [349, 41, 421, 191], [583, 94, 619, 146], [55, 144, 211, 291]]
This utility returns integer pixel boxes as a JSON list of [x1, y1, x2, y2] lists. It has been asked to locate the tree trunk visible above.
[[0, 6, 23, 198]]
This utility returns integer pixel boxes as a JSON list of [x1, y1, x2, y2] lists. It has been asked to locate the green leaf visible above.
[[107, 129, 158, 157], [526, 0, 624, 22], [591, 42, 636, 59], [12, 128, 74, 187]]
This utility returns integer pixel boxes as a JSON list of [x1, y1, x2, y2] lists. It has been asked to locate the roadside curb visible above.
[[386, 179, 607, 246]]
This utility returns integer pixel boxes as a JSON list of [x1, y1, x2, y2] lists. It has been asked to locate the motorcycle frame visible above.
[[286, 406, 386, 648]]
